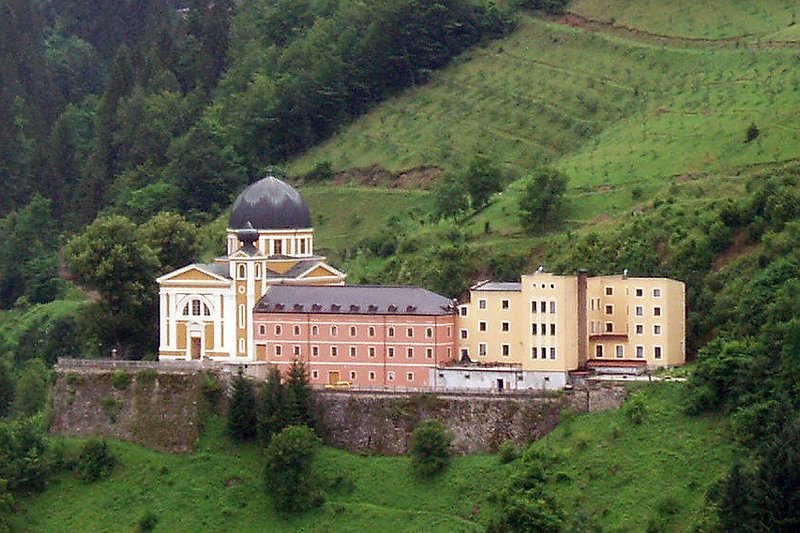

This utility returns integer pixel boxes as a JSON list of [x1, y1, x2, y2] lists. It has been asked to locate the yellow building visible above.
[[157, 176, 346, 361], [451, 270, 685, 389]]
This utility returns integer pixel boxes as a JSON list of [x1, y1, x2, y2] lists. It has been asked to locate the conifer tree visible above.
[[227, 370, 257, 441], [257, 367, 286, 444], [286, 359, 313, 428]]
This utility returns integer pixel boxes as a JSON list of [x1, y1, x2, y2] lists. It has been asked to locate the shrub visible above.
[[410, 420, 453, 478], [101, 396, 122, 424], [200, 373, 221, 410], [137, 510, 158, 532], [111, 370, 132, 390], [624, 394, 647, 425], [745, 122, 760, 143], [264, 425, 322, 513], [76, 438, 117, 482], [498, 440, 520, 463]]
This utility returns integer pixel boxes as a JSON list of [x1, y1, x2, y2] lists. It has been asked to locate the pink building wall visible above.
[[253, 312, 456, 388]]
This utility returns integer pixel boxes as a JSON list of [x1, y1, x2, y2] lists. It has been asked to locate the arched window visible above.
[[426, 328, 433, 338], [388, 327, 395, 337], [350, 326, 357, 337], [331, 325, 338, 336], [311, 325, 319, 336], [293, 325, 301, 335], [368, 326, 375, 337], [238, 263, 246, 278]]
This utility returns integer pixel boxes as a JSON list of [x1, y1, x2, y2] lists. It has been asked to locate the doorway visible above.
[[191, 337, 202, 359], [497, 378, 505, 391], [328, 371, 340, 385]]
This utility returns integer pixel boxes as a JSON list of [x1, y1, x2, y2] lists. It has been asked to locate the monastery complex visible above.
[[158, 177, 685, 390]]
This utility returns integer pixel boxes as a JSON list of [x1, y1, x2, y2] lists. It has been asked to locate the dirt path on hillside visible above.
[[58, 247, 100, 302], [559, 13, 800, 49]]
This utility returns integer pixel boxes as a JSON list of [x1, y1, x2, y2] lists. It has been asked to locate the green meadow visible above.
[[18, 383, 729, 532]]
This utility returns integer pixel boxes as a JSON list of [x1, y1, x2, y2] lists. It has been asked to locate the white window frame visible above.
[[636, 345, 645, 358], [501, 344, 510, 357], [654, 324, 662, 335], [615, 344, 624, 358], [654, 345, 663, 359], [479, 343, 487, 356]]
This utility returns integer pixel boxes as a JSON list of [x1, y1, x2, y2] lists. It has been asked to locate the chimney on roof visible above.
[[623, 268, 629, 279]]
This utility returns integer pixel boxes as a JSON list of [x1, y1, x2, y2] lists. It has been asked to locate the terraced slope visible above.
[[291, 11, 800, 237]]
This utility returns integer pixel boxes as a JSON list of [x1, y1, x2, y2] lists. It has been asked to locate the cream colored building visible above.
[[452, 270, 685, 388]]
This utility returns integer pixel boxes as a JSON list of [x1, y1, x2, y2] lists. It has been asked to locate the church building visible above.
[[157, 177, 347, 361]]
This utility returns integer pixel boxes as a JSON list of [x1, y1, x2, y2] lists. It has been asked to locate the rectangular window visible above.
[[531, 347, 537, 359], [590, 299, 595, 311], [460, 306, 468, 316], [275, 325, 282, 335], [605, 304, 613, 315], [549, 301, 556, 314], [388, 327, 395, 337], [258, 324, 266, 335], [636, 345, 644, 358], [615, 345, 624, 358], [388, 371, 395, 381], [294, 325, 301, 335], [590, 321, 595, 333], [550, 347, 556, 360], [596, 345, 604, 358], [388, 347, 395, 357], [531, 323, 537, 335], [531, 301, 537, 313], [460, 329, 468, 339], [479, 343, 487, 356], [369, 371, 376, 381], [350, 346, 357, 357], [407, 327, 413, 338], [479, 321, 487, 331], [275, 345, 282, 356], [654, 324, 662, 335], [605, 286, 613, 296], [653, 288, 662, 297], [635, 288, 643, 297], [426, 348, 433, 359], [654, 346, 663, 359], [350, 326, 357, 337], [653, 306, 662, 317], [407, 347, 414, 358], [406, 372, 414, 382], [426, 328, 433, 338], [635, 306, 644, 316], [541, 347, 547, 359], [635, 324, 644, 335], [349, 371, 356, 381], [502, 322, 510, 332], [502, 299, 510, 310], [239, 305, 245, 329], [501, 344, 510, 357], [479, 299, 487, 309], [369, 346, 376, 358], [331, 346, 338, 357], [550, 323, 556, 336], [311, 370, 319, 379], [368, 326, 376, 337], [605, 322, 613, 333], [293, 345, 300, 356], [540, 301, 547, 313], [312, 346, 319, 357]]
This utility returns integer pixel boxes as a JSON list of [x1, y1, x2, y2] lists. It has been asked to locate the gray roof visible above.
[[255, 285, 456, 316], [472, 281, 522, 292], [229, 176, 312, 230], [196, 262, 231, 279]]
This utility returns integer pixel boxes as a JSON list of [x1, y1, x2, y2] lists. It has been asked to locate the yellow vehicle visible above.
[[324, 381, 352, 389]]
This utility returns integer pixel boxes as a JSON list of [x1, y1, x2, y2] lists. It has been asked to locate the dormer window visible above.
[[331, 304, 341, 311], [350, 305, 360, 312], [312, 304, 322, 311], [388, 305, 398, 312], [406, 305, 416, 312], [368, 305, 378, 312]]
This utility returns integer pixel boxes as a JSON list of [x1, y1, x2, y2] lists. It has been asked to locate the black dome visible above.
[[229, 176, 312, 230]]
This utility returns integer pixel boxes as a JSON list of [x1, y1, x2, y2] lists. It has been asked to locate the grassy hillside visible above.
[[569, 0, 798, 39], [288, 12, 800, 239], [17, 382, 729, 532]]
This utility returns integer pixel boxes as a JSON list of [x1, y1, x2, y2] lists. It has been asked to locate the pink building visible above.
[[253, 285, 457, 388]]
